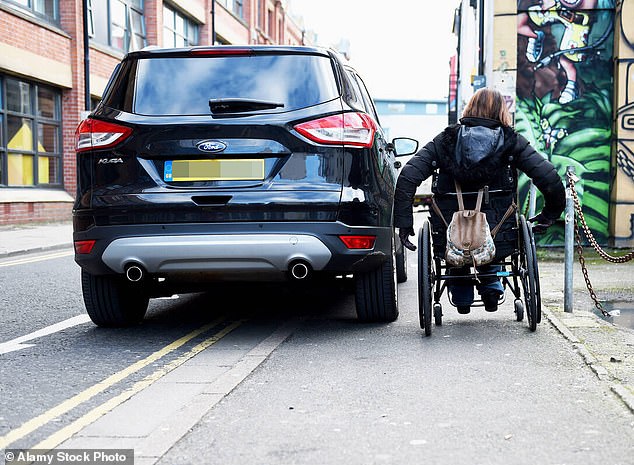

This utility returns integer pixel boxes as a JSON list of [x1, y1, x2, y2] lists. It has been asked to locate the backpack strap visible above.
[[431, 197, 449, 228], [454, 181, 483, 212], [474, 189, 484, 212], [490, 201, 518, 238], [454, 181, 465, 211]]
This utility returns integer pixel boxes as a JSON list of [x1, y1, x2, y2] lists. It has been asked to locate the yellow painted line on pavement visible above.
[[32, 319, 245, 451], [0, 316, 235, 449], [0, 250, 74, 267]]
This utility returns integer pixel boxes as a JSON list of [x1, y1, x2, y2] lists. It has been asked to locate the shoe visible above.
[[526, 30, 545, 63], [559, 80, 579, 104], [481, 292, 500, 312], [457, 305, 471, 314]]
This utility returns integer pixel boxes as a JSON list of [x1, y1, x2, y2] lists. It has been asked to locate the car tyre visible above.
[[81, 270, 149, 327], [355, 237, 399, 323]]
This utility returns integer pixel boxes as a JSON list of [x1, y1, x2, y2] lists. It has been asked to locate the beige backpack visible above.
[[432, 182, 516, 268]]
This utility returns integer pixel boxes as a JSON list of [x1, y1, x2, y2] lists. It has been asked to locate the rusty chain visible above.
[[567, 170, 634, 317], [567, 171, 634, 263]]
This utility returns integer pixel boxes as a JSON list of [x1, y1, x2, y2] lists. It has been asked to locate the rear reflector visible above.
[[74, 240, 96, 254], [75, 119, 133, 152], [294, 112, 377, 148], [339, 235, 376, 249]]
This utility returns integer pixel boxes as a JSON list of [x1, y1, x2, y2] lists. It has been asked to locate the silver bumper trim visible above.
[[101, 234, 332, 274]]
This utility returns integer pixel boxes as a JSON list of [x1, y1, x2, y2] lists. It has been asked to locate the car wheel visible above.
[[81, 270, 149, 327], [355, 236, 399, 322], [395, 236, 408, 283]]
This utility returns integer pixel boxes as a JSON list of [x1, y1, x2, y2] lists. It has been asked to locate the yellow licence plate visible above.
[[164, 159, 265, 181]]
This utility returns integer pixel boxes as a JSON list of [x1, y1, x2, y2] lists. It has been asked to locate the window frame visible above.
[[163, 3, 199, 48], [0, 75, 63, 188], [94, 0, 147, 53], [1, 0, 59, 24]]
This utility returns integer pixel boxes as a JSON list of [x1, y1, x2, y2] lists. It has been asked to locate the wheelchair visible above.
[[417, 174, 541, 336]]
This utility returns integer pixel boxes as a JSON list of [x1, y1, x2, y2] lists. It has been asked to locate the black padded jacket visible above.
[[393, 116, 566, 229]]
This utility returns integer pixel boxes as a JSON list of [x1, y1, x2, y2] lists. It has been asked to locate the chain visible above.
[[567, 170, 634, 317], [567, 171, 634, 263], [574, 213, 611, 317]]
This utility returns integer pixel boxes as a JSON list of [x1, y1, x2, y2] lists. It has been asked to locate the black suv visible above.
[[73, 45, 417, 326]]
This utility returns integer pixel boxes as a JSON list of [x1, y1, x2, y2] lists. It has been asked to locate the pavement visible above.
[[0, 221, 74, 257], [1, 220, 633, 415]]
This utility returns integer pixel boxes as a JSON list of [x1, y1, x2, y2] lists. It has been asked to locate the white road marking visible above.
[[0, 315, 91, 355]]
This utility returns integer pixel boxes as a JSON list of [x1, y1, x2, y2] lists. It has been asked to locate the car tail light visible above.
[[74, 240, 96, 254], [339, 235, 376, 249], [294, 112, 377, 148], [75, 119, 133, 152]]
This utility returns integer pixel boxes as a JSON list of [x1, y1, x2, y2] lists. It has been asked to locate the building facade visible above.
[[450, 0, 634, 248], [0, 0, 307, 225]]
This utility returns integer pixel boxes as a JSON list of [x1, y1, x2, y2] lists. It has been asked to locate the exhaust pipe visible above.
[[125, 264, 145, 282], [289, 260, 311, 280]]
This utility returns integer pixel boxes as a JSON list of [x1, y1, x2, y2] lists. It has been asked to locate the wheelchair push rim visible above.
[[519, 215, 539, 332], [418, 220, 433, 336]]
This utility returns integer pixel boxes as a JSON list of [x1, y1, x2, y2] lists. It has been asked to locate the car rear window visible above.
[[128, 54, 340, 116]]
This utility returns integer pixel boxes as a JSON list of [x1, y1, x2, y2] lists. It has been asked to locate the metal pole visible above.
[[211, 0, 216, 45], [478, 0, 485, 76], [564, 166, 575, 313], [82, 0, 91, 111]]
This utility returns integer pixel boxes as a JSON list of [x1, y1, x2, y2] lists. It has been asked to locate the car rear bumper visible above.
[[74, 222, 393, 278], [101, 234, 332, 274]]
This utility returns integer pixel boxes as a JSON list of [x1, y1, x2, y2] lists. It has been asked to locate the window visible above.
[[110, 0, 146, 52], [119, 54, 340, 116], [163, 4, 198, 47], [88, 0, 146, 52], [347, 70, 380, 124], [3, 0, 58, 23], [233, 0, 243, 18], [0, 76, 62, 187], [257, 0, 264, 28], [86, 0, 94, 37], [267, 9, 273, 37], [218, 0, 243, 19]]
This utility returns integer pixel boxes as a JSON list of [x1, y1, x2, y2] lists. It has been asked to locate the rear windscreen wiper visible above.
[[208, 98, 284, 114]]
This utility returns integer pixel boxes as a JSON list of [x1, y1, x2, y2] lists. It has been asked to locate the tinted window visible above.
[[351, 72, 380, 123], [131, 54, 339, 116]]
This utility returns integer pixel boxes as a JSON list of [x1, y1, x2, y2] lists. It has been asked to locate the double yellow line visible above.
[[0, 317, 244, 450], [0, 250, 74, 268]]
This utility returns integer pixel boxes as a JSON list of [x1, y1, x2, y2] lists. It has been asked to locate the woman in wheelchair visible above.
[[394, 88, 565, 316]]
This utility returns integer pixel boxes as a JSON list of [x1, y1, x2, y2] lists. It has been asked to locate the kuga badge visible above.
[[196, 140, 227, 153]]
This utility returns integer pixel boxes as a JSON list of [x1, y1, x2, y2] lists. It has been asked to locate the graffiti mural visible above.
[[516, 0, 615, 245], [614, 0, 634, 246]]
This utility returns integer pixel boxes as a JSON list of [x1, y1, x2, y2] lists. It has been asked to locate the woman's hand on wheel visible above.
[[528, 213, 555, 234]]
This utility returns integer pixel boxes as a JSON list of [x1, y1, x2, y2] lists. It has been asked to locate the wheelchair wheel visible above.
[[519, 216, 537, 332], [396, 234, 408, 283], [529, 226, 542, 324], [514, 299, 524, 322], [433, 303, 443, 326], [418, 220, 433, 336]]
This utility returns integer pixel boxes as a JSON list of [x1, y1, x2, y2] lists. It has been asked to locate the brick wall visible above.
[[1, 0, 308, 226], [90, 49, 121, 81], [0, 10, 71, 61], [1, 202, 73, 225], [145, 0, 160, 46]]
